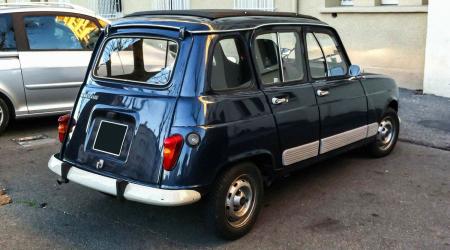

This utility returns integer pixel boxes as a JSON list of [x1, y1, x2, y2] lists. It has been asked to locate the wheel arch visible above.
[[0, 90, 16, 118], [213, 150, 277, 187], [387, 99, 398, 112]]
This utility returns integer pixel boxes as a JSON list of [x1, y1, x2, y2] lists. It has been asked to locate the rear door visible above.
[[0, 13, 28, 117], [16, 12, 103, 114], [304, 27, 368, 154], [253, 27, 320, 166]]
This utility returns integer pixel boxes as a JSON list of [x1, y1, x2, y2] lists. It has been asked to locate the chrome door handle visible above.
[[272, 97, 289, 105], [316, 89, 330, 97]]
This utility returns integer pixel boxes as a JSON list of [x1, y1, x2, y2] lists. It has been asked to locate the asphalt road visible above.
[[0, 117, 449, 249]]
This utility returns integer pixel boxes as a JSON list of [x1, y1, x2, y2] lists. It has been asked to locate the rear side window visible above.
[[24, 15, 101, 50], [210, 37, 252, 91], [94, 37, 178, 85], [0, 15, 16, 51]]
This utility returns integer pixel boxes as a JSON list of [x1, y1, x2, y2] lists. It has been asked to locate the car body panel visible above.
[[0, 52, 28, 116], [61, 27, 192, 186], [19, 51, 90, 114]]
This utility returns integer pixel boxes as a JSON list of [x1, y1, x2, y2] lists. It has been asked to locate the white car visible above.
[[0, 2, 109, 134]]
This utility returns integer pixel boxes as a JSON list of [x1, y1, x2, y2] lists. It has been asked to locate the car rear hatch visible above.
[[61, 25, 192, 186]]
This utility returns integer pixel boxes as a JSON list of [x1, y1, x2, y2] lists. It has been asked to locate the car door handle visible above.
[[272, 97, 289, 105], [316, 89, 330, 97]]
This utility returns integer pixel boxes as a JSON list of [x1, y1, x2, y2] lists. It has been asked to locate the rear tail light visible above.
[[163, 134, 184, 171], [58, 114, 72, 143]]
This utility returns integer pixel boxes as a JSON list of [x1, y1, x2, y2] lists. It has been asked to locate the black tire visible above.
[[0, 98, 11, 135], [367, 108, 400, 157], [206, 162, 263, 240]]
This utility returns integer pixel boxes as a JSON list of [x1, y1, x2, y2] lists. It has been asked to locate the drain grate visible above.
[[12, 134, 57, 147]]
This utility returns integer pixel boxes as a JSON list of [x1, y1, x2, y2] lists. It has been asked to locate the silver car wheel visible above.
[[225, 174, 256, 228], [0, 105, 3, 126], [377, 117, 396, 150]]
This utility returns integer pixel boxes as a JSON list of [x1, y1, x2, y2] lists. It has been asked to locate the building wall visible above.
[[172, 0, 428, 90], [298, 0, 428, 90], [423, 1, 450, 98]]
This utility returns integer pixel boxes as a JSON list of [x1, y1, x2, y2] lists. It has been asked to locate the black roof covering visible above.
[[125, 9, 319, 21], [114, 9, 326, 34]]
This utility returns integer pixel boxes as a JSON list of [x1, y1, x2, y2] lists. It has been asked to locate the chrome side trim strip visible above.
[[25, 82, 82, 90], [320, 125, 368, 154], [282, 140, 319, 166], [367, 122, 379, 137], [281, 122, 379, 166]]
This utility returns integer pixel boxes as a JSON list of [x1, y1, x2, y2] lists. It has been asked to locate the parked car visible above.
[[0, 2, 109, 134], [48, 10, 400, 240]]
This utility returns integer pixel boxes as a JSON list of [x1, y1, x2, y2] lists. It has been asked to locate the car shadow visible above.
[[4, 116, 59, 138], [73, 149, 367, 247]]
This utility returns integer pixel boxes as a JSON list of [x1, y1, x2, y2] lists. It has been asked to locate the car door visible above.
[[253, 27, 320, 166], [304, 27, 368, 154], [16, 12, 103, 114]]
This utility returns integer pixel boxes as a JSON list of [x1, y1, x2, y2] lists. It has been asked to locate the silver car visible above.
[[0, 3, 109, 134]]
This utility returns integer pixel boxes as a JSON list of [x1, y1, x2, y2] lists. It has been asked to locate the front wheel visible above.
[[367, 108, 400, 157], [206, 162, 263, 240], [0, 98, 11, 135]]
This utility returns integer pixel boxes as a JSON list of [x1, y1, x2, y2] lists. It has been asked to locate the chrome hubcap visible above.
[[225, 175, 255, 228], [0, 105, 3, 126], [377, 117, 395, 150]]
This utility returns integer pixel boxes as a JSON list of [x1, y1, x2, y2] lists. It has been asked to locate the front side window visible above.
[[306, 32, 348, 78], [306, 33, 327, 78], [254, 31, 305, 85], [314, 33, 348, 77], [24, 15, 101, 50], [0, 15, 16, 51], [94, 37, 178, 85], [210, 37, 252, 91]]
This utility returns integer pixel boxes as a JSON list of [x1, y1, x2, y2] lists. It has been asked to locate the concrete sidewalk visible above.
[[398, 88, 450, 151]]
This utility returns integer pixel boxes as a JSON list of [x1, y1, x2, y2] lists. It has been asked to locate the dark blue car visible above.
[[49, 10, 400, 239]]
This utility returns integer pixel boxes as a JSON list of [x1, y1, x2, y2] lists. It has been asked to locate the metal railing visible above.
[[234, 0, 275, 11], [154, 0, 190, 10], [88, 0, 123, 19]]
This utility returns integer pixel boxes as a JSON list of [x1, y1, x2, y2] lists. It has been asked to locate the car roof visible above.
[[0, 3, 109, 23], [112, 9, 328, 34]]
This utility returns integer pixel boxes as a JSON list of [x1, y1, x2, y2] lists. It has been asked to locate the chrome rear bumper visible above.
[[48, 155, 201, 206]]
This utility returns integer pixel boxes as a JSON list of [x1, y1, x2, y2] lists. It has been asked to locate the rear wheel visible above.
[[0, 98, 10, 135], [206, 162, 263, 240], [367, 108, 399, 157]]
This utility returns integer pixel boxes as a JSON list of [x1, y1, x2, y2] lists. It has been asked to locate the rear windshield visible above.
[[93, 37, 178, 85]]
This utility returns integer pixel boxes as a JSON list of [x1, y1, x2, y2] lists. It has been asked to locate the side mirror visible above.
[[349, 65, 361, 77]]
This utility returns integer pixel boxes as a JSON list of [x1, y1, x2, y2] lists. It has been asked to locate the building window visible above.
[[154, 0, 190, 10], [89, 0, 123, 19], [341, 0, 353, 6], [381, 0, 399, 5], [340, 0, 399, 6], [234, 0, 275, 11]]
